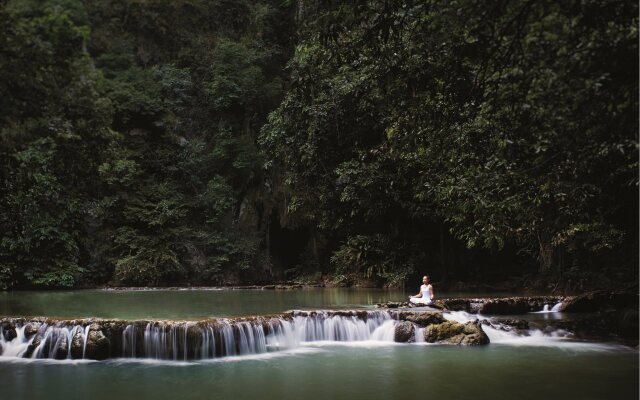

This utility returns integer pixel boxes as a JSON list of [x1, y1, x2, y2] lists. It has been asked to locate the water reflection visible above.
[[0, 288, 406, 319]]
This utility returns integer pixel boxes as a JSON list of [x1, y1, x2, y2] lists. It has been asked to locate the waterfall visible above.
[[532, 302, 563, 313], [0, 325, 33, 357], [0, 311, 397, 361], [414, 325, 425, 343]]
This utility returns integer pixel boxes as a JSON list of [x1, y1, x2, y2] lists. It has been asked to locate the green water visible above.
[[2, 345, 637, 400], [0, 288, 406, 319], [1, 289, 638, 399]]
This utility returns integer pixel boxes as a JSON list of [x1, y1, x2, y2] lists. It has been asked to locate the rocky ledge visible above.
[[376, 296, 564, 314], [377, 289, 638, 315], [377, 290, 639, 346], [0, 309, 494, 361], [393, 317, 488, 345]]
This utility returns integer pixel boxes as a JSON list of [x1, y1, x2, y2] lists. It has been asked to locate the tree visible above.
[[0, 3, 113, 288], [261, 0, 638, 284]]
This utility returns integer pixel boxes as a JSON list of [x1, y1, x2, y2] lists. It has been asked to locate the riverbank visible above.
[[6, 271, 636, 296]]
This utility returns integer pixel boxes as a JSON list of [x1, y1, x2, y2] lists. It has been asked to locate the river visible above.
[[1, 288, 637, 400]]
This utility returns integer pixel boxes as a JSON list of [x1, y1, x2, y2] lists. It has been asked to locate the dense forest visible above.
[[0, 0, 637, 290]]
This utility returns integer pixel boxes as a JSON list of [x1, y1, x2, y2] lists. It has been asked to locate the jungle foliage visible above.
[[0, 0, 295, 288], [261, 0, 638, 286], [0, 0, 637, 289]]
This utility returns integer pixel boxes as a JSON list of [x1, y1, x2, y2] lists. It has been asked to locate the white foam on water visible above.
[[368, 319, 397, 342], [0, 326, 33, 357], [106, 358, 194, 367], [481, 325, 630, 351], [443, 311, 485, 323], [530, 302, 563, 314], [414, 326, 425, 344], [199, 347, 325, 363], [4, 307, 633, 363], [441, 309, 631, 352], [0, 356, 97, 365], [304, 340, 403, 348]]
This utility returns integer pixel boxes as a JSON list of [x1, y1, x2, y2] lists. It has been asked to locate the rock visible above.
[[424, 321, 464, 343], [459, 322, 490, 345], [424, 321, 489, 345], [435, 298, 482, 312], [493, 318, 529, 330], [559, 292, 603, 312], [397, 311, 445, 327], [71, 331, 85, 359], [2, 326, 17, 341], [559, 290, 639, 313], [616, 308, 639, 341], [25, 334, 43, 357], [52, 335, 69, 359], [478, 298, 530, 315], [375, 301, 409, 309], [437, 296, 563, 314], [85, 329, 110, 360], [23, 323, 41, 337], [0, 320, 18, 342], [394, 321, 415, 342]]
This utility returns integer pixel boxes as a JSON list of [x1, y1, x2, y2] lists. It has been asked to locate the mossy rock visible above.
[[424, 321, 489, 345]]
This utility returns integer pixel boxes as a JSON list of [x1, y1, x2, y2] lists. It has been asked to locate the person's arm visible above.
[[429, 284, 434, 300], [410, 286, 423, 298]]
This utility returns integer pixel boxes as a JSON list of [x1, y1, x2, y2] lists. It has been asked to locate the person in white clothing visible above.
[[409, 275, 435, 305]]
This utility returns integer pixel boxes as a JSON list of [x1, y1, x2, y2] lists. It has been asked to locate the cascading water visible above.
[[532, 302, 563, 313], [0, 311, 398, 361], [442, 309, 579, 346], [0, 325, 32, 357]]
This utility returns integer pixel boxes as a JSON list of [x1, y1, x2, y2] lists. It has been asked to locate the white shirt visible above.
[[421, 284, 433, 299]]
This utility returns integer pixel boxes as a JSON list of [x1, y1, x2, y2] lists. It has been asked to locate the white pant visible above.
[[410, 296, 433, 305]]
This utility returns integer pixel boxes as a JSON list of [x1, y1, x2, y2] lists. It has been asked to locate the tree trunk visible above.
[[537, 230, 554, 272], [439, 226, 448, 284]]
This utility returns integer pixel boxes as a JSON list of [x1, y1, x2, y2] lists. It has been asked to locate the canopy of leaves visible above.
[[261, 0, 638, 281]]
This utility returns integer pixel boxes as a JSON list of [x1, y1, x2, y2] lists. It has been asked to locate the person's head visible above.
[[422, 275, 430, 284]]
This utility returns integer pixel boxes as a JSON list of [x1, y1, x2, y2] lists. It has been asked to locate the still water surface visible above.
[[0, 288, 408, 319], [2, 345, 637, 400]]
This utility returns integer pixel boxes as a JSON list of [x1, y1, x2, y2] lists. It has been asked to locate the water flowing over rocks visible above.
[[558, 289, 638, 313], [2, 292, 637, 361], [492, 318, 529, 330], [0, 309, 497, 360], [437, 296, 564, 314]]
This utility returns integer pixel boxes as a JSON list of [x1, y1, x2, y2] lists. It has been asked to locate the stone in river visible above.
[[394, 321, 415, 342], [1, 320, 17, 341], [24, 322, 41, 337], [85, 329, 110, 360], [396, 311, 445, 327], [424, 321, 489, 345], [53, 335, 69, 359], [71, 331, 85, 359]]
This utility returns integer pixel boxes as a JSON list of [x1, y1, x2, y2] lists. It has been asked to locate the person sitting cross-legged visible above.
[[409, 275, 435, 306]]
